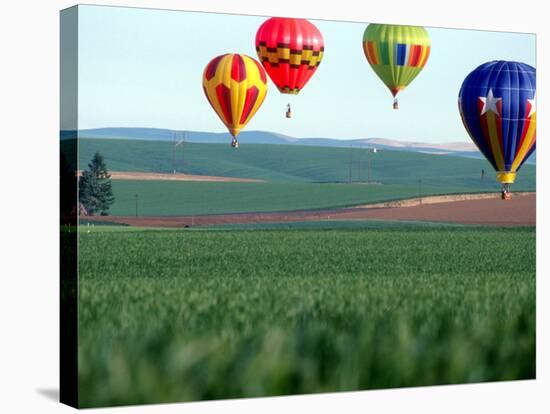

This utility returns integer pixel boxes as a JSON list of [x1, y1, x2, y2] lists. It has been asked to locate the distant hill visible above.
[[71, 127, 535, 164], [70, 138, 536, 192], [76, 128, 294, 145]]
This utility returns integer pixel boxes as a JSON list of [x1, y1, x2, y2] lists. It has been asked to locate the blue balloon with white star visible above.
[[458, 61, 536, 186]]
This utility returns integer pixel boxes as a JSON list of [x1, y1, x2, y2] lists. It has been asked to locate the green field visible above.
[[109, 181, 500, 216], [75, 138, 536, 186], [77, 225, 536, 407], [206, 219, 468, 230], [66, 138, 537, 216]]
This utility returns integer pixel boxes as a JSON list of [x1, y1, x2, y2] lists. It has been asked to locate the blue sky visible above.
[[77, 5, 535, 143]]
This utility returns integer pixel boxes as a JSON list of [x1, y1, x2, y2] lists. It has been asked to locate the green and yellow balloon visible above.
[[363, 24, 431, 109]]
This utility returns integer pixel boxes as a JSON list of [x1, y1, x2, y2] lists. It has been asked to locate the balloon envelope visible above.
[[363, 24, 430, 99], [458, 61, 536, 184], [202, 53, 268, 138], [255, 17, 324, 94]]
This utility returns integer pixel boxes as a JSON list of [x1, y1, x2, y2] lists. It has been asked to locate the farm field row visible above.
[[77, 226, 536, 407], [107, 180, 531, 216], [73, 138, 536, 187]]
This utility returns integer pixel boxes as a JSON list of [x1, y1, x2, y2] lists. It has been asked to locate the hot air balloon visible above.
[[255, 17, 324, 117], [362, 24, 430, 109], [202, 53, 268, 148], [458, 61, 536, 199]]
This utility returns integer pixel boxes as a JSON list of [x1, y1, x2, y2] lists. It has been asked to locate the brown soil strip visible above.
[[76, 171, 264, 183], [85, 193, 535, 228], [357, 191, 534, 209]]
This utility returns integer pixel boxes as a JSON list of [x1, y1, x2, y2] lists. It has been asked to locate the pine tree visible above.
[[79, 152, 115, 216]]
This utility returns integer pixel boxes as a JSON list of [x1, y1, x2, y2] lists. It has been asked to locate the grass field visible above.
[[74, 138, 536, 187], [205, 219, 468, 230], [66, 138, 537, 216], [108, 181, 501, 216], [77, 225, 536, 407]]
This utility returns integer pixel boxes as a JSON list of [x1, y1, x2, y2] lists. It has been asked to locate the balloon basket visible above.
[[501, 183, 511, 200], [393, 99, 399, 110], [231, 139, 239, 149]]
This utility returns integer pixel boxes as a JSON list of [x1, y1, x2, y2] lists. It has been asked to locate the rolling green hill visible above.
[[75, 138, 536, 188], [108, 181, 495, 216], [67, 138, 535, 216]]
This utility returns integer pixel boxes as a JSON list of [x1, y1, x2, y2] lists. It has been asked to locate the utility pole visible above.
[[367, 156, 372, 183], [357, 145, 361, 182], [348, 144, 354, 184], [135, 193, 139, 216], [172, 130, 176, 174], [182, 131, 186, 173], [171, 130, 185, 174]]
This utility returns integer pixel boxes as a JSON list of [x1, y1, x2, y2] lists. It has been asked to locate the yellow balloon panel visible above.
[[202, 54, 268, 137]]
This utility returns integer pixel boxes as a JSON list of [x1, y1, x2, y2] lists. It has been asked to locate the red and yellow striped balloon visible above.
[[202, 53, 268, 140], [255, 17, 324, 95]]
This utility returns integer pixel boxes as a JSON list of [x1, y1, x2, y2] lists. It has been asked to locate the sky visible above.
[[74, 5, 535, 143]]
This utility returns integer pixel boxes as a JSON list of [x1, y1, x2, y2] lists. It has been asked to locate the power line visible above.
[[348, 144, 353, 184], [171, 130, 186, 174], [172, 130, 176, 174]]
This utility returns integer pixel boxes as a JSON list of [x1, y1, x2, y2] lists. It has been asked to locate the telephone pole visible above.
[[172, 130, 176, 174], [348, 144, 353, 184], [357, 145, 361, 182], [367, 156, 372, 183], [171, 130, 186, 174], [181, 131, 186, 173]]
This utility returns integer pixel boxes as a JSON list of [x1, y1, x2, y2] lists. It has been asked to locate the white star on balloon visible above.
[[480, 89, 502, 116], [527, 93, 536, 118]]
